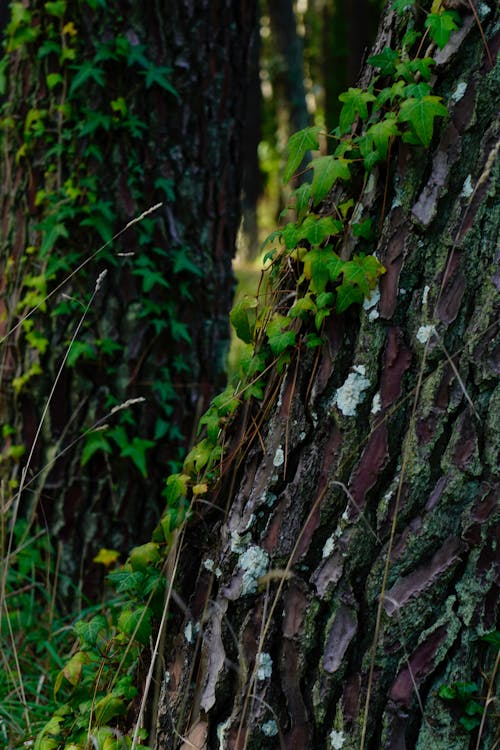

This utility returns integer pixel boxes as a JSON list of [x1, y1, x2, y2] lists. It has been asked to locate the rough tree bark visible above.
[[156, 3, 499, 749], [0, 1, 256, 586]]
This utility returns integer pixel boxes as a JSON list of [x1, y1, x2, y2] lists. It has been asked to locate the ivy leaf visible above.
[[184, 438, 215, 473], [352, 218, 373, 239], [61, 651, 89, 688], [298, 215, 343, 246], [118, 606, 152, 646], [267, 316, 296, 356], [398, 95, 448, 147], [404, 82, 432, 99], [303, 247, 343, 294], [283, 125, 321, 183], [338, 88, 376, 134], [367, 47, 399, 75], [69, 60, 106, 95], [292, 182, 312, 221], [230, 295, 257, 344], [74, 615, 108, 647], [120, 437, 155, 478], [361, 116, 400, 167], [94, 695, 126, 725], [289, 294, 317, 319], [163, 472, 189, 505], [310, 156, 351, 204], [129, 542, 160, 572], [336, 283, 364, 313], [81, 431, 112, 466], [281, 221, 301, 249], [425, 10, 460, 49], [141, 65, 178, 96]]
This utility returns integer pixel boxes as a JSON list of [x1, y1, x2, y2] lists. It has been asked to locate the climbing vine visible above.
[[0, 0, 199, 492]]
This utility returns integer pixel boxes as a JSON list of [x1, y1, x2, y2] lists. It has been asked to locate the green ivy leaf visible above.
[[303, 247, 343, 294], [367, 47, 399, 75], [289, 295, 317, 319], [398, 95, 448, 147], [75, 615, 108, 648], [292, 182, 312, 222], [352, 219, 373, 239], [230, 296, 258, 344], [94, 694, 126, 725], [298, 215, 343, 246], [425, 10, 460, 49], [141, 65, 178, 96], [46, 72, 63, 89], [404, 82, 432, 99], [129, 542, 160, 572], [359, 116, 400, 170], [163, 473, 189, 505], [283, 125, 321, 183], [310, 156, 351, 204], [267, 315, 296, 356], [69, 60, 106, 95], [120, 437, 155, 478], [338, 88, 376, 133], [336, 283, 364, 313]]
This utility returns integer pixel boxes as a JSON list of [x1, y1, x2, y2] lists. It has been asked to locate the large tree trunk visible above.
[[0, 1, 256, 588], [156, 3, 499, 748]]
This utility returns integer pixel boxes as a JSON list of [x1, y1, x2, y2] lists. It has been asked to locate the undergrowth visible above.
[[1, 0, 498, 749]]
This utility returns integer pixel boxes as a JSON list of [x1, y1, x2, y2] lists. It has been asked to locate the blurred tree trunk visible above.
[[156, 4, 499, 749], [322, 0, 381, 131], [0, 0, 256, 590]]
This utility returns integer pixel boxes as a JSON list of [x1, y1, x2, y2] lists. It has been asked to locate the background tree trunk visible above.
[[0, 0, 256, 590], [156, 3, 499, 748]]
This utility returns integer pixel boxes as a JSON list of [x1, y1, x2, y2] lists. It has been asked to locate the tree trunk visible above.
[[0, 1, 256, 589], [156, 3, 499, 748]]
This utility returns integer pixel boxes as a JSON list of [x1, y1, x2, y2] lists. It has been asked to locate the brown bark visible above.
[[0, 1, 256, 589], [156, 4, 499, 749]]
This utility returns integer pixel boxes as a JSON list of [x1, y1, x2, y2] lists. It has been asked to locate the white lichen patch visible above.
[[363, 287, 380, 311], [371, 392, 381, 415], [399, 287, 407, 296], [239, 545, 269, 595], [416, 325, 436, 344], [273, 446, 285, 467], [230, 530, 251, 554], [368, 308, 379, 322], [184, 620, 201, 643], [322, 535, 335, 558], [204, 558, 214, 572], [334, 365, 370, 416], [256, 652, 273, 681], [422, 285, 430, 306], [461, 174, 474, 198], [451, 81, 467, 103], [329, 729, 346, 749], [262, 719, 278, 737], [479, 2, 491, 18]]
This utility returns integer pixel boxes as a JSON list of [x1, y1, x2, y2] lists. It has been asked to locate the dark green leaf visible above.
[[367, 47, 399, 75], [230, 296, 257, 344], [283, 126, 321, 183], [425, 10, 460, 49], [398, 95, 448, 147], [336, 283, 364, 313], [298, 215, 343, 246], [338, 88, 376, 133], [310, 156, 351, 204]]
